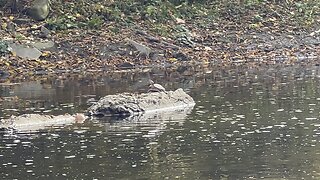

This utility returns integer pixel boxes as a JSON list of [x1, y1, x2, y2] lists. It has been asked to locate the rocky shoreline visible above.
[[1, 1, 320, 81]]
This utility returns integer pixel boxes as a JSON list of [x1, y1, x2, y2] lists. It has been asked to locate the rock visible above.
[[87, 88, 195, 117], [8, 43, 42, 59], [126, 38, 152, 59], [173, 51, 190, 61], [27, 0, 50, 21], [31, 40, 55, 50], [6, 21, 16, 34], [39, 25, 51, 38]]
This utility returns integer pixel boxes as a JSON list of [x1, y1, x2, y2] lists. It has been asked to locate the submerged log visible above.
[[0, 113, 86, 132], [87, 88, 195, 117], [0, 89, 195, 132]]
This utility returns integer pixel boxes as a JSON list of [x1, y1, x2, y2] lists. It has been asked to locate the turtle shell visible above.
[[150, 83, 166, 92]]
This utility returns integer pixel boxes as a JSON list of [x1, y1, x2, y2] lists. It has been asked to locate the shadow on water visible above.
[[2, 64, 320, 179]]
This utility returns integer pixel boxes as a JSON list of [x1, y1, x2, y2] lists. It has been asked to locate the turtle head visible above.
[[149, 79, 154, 85]]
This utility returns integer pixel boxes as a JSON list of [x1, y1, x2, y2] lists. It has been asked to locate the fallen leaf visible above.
[[175, 17, 185, 24], [41, 51, 51, 57], [168, 58, 177, 62], [204, 46, 212, 51], [1, 22, 7, 29]]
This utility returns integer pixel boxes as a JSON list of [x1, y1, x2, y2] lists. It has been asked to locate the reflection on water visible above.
[[2, 65, 320, 179]]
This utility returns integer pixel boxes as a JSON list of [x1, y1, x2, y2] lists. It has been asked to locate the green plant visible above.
[[0, 41, 8, 55], [46, 16, 78, 30], [244, 0, 265, 6], [294, 1, 320, 26], [87, 15, 104, 29], [15, 33, 25, 41]]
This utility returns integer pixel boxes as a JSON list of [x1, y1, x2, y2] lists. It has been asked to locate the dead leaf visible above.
[[168, 58, 177, 62], [204, 46, 212, 51], [1, 22, 7, 30], [41, 51, 51, 57], [175, 17, 185, 24]]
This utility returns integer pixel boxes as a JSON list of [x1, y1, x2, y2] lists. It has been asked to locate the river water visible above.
[[1, 65, 320, 179]]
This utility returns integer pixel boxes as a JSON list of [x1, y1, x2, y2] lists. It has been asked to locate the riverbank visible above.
[[1, 0, 320, 81]]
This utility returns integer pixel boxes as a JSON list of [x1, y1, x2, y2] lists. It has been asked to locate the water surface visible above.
[[1, 65, 320, 179]]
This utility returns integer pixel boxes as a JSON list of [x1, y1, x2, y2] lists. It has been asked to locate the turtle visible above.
[[148, 80, 166, 92]]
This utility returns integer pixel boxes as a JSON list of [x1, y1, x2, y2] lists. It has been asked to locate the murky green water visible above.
[[2, 65, 320, 179]]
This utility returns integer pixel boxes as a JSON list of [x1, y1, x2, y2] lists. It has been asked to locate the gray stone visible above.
[[31, 40, 55, 50], [4, 22, 17, 36], [27, 0, 50, 21], [126, 38, 152, 59], [39, 25, 50, 38], [8, 43, 42, 59]]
